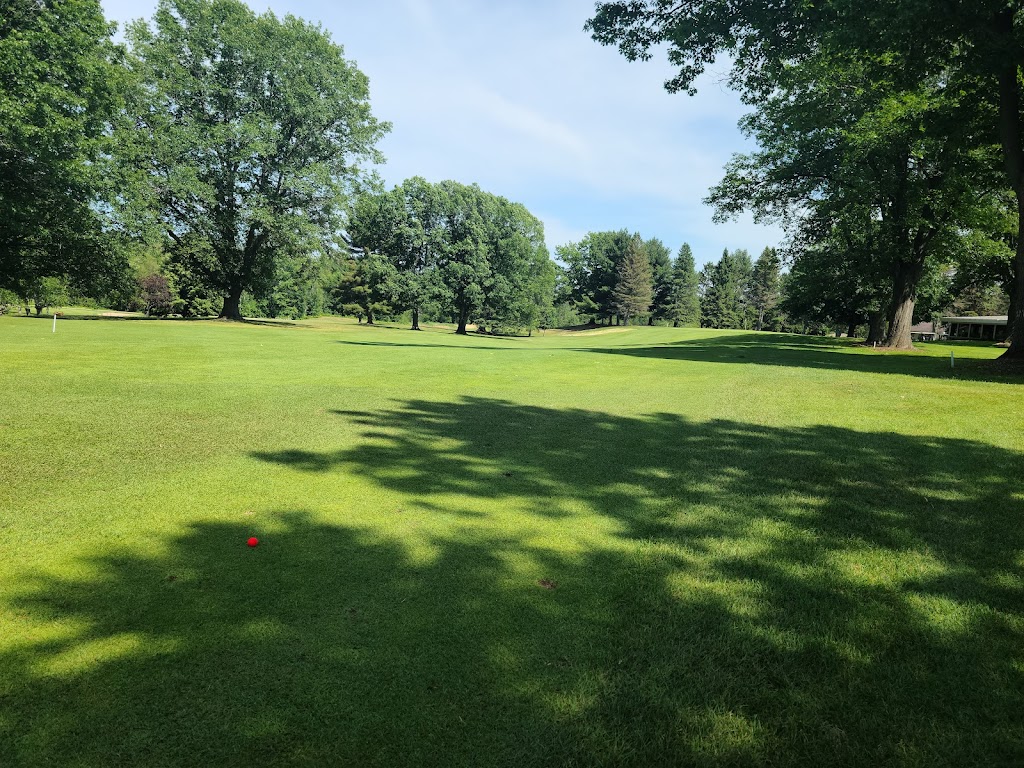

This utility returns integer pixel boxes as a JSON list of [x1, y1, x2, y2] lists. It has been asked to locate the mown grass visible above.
[[1, 314, 1022, 767]]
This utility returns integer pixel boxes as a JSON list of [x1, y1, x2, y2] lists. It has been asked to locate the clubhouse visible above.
[[941, 316, 1008, 342]]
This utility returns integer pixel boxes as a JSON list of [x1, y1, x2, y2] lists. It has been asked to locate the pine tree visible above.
[[645, 237, 674, 324], [701, 249, 741, 329], [612, 236, 654, 325], [666, 243, 701, 326], [730, 248, 755, 328], [750, 247, 782, 330]]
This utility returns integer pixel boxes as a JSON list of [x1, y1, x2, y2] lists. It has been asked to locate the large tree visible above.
[[558, 229, 632, 324], [665, 243, 701, 327], [115, 0, 388, 320], [334, 249, 395, 325], [750, 247, 782, 331], [587, 1, 1024, 357], [350, 178, 554, 335], [612, 235, 654, 325], [0, 0, 123, 297], [348, 178, 446, 330], [705, 50, 1000, 348], [474, 193, 553, 335], [701, 249, 743, 329], [644, 237, 674, 324]]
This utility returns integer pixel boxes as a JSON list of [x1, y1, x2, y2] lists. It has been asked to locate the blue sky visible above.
[[101, 0, 783, 267]]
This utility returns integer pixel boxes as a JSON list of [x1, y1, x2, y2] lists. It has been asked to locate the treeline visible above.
[[558, 231, 697, 327], [588, 2, 1023, 355], [342, 178, 554, 334], [0, 0, 557, 330], [8, 0, 1017, 345], [558, 232, 787, 331]]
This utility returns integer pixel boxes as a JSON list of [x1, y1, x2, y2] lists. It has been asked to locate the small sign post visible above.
[[52, 313, 56, 333]]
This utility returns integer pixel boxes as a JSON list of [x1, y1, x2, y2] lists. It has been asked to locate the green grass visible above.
[[1, 314, 1022, 767]]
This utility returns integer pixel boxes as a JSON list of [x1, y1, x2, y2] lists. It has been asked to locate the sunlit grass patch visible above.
[[1, 315, 1022, 766]]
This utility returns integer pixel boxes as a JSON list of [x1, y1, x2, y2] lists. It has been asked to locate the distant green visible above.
[[1, 314, 1021, 767]]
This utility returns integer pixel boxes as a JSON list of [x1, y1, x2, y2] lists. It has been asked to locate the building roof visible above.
[[941, 316, 1008, 325], [909, 321, 935, 334]]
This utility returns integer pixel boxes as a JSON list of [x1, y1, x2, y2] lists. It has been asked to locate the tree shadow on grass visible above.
[[4, 400, 1023, 766], [333, 333, 1022, 381], [581, 333, 1020, 383], [334, 339, 535, 351]]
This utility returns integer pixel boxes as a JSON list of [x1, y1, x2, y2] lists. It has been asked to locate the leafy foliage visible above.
[[138, 273, 172, 316], [114, 0, 389, 319], [0, 0, 125, 297], [348, 179, 554, 335], [587, 1, 1024, 353]]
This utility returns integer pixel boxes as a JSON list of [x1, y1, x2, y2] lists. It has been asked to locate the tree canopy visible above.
[[588, 0, 1024, 356], [114, 0, 389, 320], [0, 0, 124, 298], [347, 178, 554, 335]]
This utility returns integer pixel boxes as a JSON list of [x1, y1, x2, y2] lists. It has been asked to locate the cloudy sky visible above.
[[100, 0, 783, 267]]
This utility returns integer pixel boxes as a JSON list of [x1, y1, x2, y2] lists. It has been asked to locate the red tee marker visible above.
[[247, 537, 259, 547]]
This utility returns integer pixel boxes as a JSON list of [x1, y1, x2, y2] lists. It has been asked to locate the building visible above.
[[941, 316, 1008, 341], [909, 321, 939, 342]]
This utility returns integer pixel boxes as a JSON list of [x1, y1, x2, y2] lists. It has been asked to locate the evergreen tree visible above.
[[666, 243, 701, 326], [730, 248, 755, 328], [335, 250, 395, 324], [611, 236, 654, 324], [644, 237, 674, 324], [701, 249, 742, 329], [750, 247, 782, 330]]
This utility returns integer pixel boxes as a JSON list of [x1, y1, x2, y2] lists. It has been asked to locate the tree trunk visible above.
[[411, 307, 420, 331], [866, 311, 885, 344], [1000, 186, 1024, 355], [882, 258, 924, 350], [846, 319, 858, 339], [456, 307, 468, 334], [1002, 280, 1017, 343], [366, 307, 375, 325], [885, 295, 916, 350], [996, 52, 1024, 358], [673, 320, 679, 328], [219, 284, 243, 320], [1005, 237, 1024, 357], [755, 309, 765, 332]]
